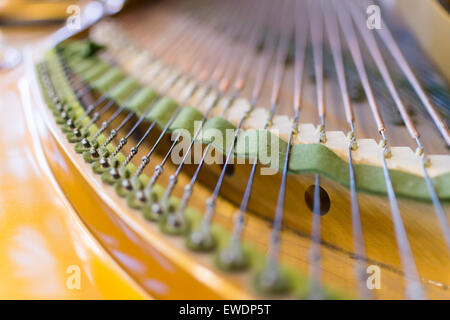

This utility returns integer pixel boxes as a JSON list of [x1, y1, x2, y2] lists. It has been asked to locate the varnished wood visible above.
[[33, 80, 450, 298], [19, 0, 450, 299]]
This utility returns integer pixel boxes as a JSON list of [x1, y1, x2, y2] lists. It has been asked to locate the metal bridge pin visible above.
[[73, 128, 82, 137], [141, 156, 149, 165], [205, 197, 214, 209], [255, 268, 290, 295], [316, 124, 324, 133], [89, 146, 99, 158], [415, 146, 424, 156], [66, 119, 75, 129], [186, 229, 216, 252], [155, 165, 162, 175], [99, 157, 109, 168], [121, 178, 132, 191], [350, 139, 358, 151], [109, 167, 120, 179], [319, 130, 327, 143], [81, 138, 91, 148], [217, 245, 248, 271], [423, 157, 431, 168], [166, 213, 181, 229], [151, 202, 163, 216], [60, 111, 69, 120], [135, 190, 146, 202], [346, 131, 355, 140]]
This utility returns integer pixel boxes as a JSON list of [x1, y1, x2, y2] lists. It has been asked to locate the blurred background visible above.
[[0, 0, 127, 70], [0, 0, 78, 24], [0, 0, 80, 70]]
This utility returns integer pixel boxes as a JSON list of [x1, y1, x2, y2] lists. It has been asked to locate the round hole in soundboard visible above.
[[221, 163, 235, 177], [304, 185, 331, 216]]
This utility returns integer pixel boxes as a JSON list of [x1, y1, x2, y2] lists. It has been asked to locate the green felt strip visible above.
[[107, 77, 140, 105], [46, 52, 76, 104], [69, 57, 97, 74], [287, 143, 436, 200], [65, 54, 85, 68], [91, 67, 125, 92], [62, 43, 450, 202], [58, 39, 105, 58], [146, 97, 178, 127], [125, 88, 158, 115], [169, 106, 204, 136], [197, 116, 237, 151], [36, 64, 53, 108], [38, 48, 350, 299], [235, 129, 287, 170], [81, 61, 110, 83]]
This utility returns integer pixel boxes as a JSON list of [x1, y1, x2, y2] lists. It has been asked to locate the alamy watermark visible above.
[[66, 265, 81, 290], [169, 123, 280, 175], [366, 265, 381, 290], [63, 3, 382, 176], [66, 5, 81, 31], [366, 5, 381, 30]]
